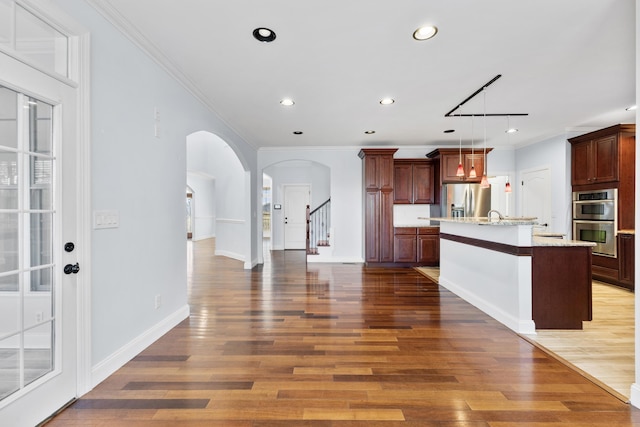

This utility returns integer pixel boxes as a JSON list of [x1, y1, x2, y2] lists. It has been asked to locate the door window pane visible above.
[[0, 151, 18, 209], [23, 322, 53, 387], [30, 213, 52, 267], [28, 98, 52, 155], [0, 86, 18, 149], [30, 156, 52, 210], [0, 335, 20, 400], [30, 267, 52, 293], [0, 273, 18, 291], [15, 5, 68, 77], [0, 212, 19, 273]]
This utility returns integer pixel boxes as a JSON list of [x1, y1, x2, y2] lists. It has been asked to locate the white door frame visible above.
[[0, 1, 91, 424], [519, 166, 552, 229]]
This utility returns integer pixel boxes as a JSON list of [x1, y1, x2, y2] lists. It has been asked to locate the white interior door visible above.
[[0, 45, 79, 427], [284, 185, 309, 249], [521, 168, 551, 230]]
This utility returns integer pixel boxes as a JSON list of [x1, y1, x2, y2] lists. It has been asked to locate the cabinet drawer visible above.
[[394, 227, 417, 235]]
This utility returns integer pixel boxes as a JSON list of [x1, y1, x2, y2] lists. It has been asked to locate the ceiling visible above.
[[90, 0, 636, 150]]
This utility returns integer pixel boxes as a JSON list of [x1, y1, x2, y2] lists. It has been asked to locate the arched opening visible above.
[[186, 131, 249, 264]]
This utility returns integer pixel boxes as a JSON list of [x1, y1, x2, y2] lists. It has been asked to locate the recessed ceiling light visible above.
[[444, 129, 455, 133], [413, 25, 438, 41], [505, 128, 519, 133], [626, 105, 637, 111], [364, 130, 376, 134], [293, 131, 303, 135], [253, 27, 276, 42], [379, 98, 395, 105], [280, 98, 295, 106]]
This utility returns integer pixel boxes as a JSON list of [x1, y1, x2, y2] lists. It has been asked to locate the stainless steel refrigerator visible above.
[[441, 183, 491, 218]]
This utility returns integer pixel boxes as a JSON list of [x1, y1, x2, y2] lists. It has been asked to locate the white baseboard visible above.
[[630, 383, 640, 408], [91, 304, 190, 388], [215, 249, 245, 262]]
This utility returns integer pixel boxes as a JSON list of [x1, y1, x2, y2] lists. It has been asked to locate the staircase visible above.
[[306, 199, 331, 257]]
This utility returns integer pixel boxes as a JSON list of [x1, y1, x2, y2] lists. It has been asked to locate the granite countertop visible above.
[[423, 216, 538, 226], [618, 229, 635, 235], [533, 236, 596, 247]]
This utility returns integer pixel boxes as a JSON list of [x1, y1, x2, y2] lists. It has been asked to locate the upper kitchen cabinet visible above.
[[569, 124, 635, 188], [394, 159, 434, 204], [427, 148, 493, 184]]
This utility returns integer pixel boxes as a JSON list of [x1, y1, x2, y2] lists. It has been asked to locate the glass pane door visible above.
[[0, 85, 55, 402]]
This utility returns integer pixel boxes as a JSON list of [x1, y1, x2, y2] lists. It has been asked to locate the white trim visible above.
[[75, 29, 92, 397], [91, 305, 190, 388], [215, 249, 245, 262]]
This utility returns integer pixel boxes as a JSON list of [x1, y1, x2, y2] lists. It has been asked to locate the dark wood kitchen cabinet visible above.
[[569, 124, 635, 189], [393, 227, 439, 265], [618, 232, 635, 290], [359, 149, 397, 264], [394, 160, 434, 204], [427, 148, 492, 184]]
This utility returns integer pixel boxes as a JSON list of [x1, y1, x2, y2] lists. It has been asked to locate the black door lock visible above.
[[64, 263, 80, 274], [64, 242, 75, 252]]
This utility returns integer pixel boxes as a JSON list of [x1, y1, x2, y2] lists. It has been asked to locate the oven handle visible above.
[[572, 219, 618, 234], [572, 200, 615, 204]]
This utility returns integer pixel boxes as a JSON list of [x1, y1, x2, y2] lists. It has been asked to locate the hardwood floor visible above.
[[416, 267, 636, 402], [45, 239, 640, 426]]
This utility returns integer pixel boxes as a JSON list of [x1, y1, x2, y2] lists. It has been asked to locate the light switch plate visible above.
[[93, 210, 119, 229]]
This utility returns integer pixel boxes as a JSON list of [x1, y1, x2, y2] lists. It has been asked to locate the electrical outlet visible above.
[[155, 295, 161, 309]]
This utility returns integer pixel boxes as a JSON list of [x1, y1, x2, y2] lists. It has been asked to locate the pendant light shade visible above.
[[480, 173, 490, 188], [505, 181, 512, 193], [456, 109, 465, 177], [468, 165, 477, 179]]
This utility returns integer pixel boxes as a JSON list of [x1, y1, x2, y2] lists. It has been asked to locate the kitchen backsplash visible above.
[[393, 204, 431, 227]]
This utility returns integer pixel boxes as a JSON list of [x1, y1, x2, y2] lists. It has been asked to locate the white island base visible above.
[[438, 219, 538, 335]]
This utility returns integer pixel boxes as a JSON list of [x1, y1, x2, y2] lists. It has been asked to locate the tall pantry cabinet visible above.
[[359, 149, 397, 263]]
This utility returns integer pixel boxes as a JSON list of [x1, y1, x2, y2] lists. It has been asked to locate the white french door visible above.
[[0, 48, 80, 427]]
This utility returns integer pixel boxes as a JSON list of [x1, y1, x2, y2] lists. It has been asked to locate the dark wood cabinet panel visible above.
[[380, 190, 395, 262], [364, 190, 380, 263], [417, 234, 439, 264], [571, 141, 591, 186], [532, 246, 592, 329], [427, 148, 492, 189], [413, 162, 434, 203], [393, 160, 433, 204], [393, 163, 412, 204], [394, 234, 417, 262], [569, 126, 630, 186], [359, 149, 397, 264], [593, 135, 618, 183], [618, 233, 634, 290]]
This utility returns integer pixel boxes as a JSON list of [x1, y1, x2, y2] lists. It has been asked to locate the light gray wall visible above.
[[514, 136, 573, 235], [186, 173, 216, 240], [53, 0, 257, 371]]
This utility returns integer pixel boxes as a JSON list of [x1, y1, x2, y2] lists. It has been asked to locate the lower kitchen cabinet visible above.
[[618, 233, 634, 290], [393, 227, 439, 265]]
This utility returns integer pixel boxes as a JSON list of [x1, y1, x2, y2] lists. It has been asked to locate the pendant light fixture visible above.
[[479, 88, 490, 188], [456, 107, 465, 177], [505, 180, 512, 193], [469, 115, 476, 178]]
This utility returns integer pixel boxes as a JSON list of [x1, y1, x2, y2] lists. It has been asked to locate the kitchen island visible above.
[[426, 217, 595, 334]]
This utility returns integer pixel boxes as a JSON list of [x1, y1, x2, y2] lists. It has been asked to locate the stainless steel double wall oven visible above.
[[572, 188, 617, 257]]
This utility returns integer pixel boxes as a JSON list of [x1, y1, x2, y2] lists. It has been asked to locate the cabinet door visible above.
[[413, 163, 433, 204], [393, 163, 412, 204], [593, 135, 618, 183], [618, 234, 634, 290], [379, 155, 395, 191], [364, 190, 380, 262], [441, 154, 464, 182], [417, 234, 439, 264], [380, 189, 395, 262], [394, 234, 417, 262], [364, 155, 380, 190], [571, 141, 591, 186], [464, 153, 484, 182]]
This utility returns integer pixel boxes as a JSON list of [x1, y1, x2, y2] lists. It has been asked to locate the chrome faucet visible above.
[[487, 209, 504, 220]]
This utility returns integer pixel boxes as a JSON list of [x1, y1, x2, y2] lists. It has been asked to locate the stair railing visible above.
[[306, 198, 331, 255]]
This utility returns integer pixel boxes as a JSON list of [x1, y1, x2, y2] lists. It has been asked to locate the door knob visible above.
[[64, 263, 80, 275]]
